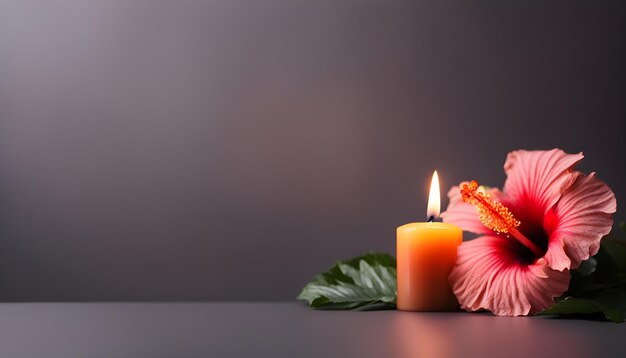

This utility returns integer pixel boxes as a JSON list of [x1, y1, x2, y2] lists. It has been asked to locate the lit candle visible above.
[[396, 171, 462, 311]]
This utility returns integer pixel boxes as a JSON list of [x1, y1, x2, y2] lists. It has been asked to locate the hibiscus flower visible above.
[[441, 149, 616, 316]]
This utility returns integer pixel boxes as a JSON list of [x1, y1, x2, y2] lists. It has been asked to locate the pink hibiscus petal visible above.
[[542, 235, 571, 272], [548, 172, 617, 269], [441, 183, 504, 235], [449, 235, 570, 316], [503, 149, 583, 217]]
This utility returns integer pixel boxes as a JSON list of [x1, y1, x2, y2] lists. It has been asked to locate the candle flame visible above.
[[427, 170, 440, 221]]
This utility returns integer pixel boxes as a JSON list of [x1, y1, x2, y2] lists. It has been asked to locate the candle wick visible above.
[[427, 216, 435, 223]]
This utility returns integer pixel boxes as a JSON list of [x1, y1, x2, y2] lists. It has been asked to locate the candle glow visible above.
[[396, 170, 462, 311]]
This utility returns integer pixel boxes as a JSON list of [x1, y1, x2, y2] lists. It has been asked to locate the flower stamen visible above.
[[460, 180, 543, 258]]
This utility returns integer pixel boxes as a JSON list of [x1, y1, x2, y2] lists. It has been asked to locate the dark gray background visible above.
[[0, 0, 624, 301]]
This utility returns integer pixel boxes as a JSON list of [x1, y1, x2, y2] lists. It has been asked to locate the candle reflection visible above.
[[387, 312, 594, 357], [301, 308, 598, 357], [390, 313, 451, 357]]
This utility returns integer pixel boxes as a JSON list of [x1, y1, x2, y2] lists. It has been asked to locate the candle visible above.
[[396, 171, 462, 311]]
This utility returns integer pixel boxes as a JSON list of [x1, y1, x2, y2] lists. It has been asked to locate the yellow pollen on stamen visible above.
[[459, 180, 543, 258], [460, 180, 520, 234]]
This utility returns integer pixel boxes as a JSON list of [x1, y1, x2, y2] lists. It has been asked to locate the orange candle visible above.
[[396, 171, 462, 311]]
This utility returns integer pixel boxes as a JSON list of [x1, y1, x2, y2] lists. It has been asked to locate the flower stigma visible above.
[[460, 180, 543, 258]]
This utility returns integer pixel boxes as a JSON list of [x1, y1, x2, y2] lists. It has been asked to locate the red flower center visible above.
[[460, 181, 545, 262]]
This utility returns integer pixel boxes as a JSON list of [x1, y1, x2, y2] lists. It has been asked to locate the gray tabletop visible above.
[[0, 302, 623, 357]]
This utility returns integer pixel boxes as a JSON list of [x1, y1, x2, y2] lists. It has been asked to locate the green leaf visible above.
[[541, 236, 626, 322], [541, 297, 602, 315], [565, 239, 626, 297], [297, 252, 397, 310], [541, 290, 626, 323]]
